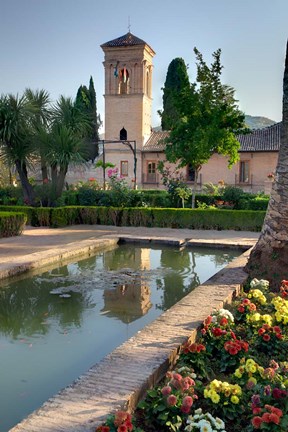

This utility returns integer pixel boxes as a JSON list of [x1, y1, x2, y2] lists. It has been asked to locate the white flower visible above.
[[198, 419, 213, 432], [214, 417, 225, 430], [218, 308, 234, 322]]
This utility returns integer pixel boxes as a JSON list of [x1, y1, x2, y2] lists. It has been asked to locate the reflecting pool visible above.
[[0, 244, 240, 431]]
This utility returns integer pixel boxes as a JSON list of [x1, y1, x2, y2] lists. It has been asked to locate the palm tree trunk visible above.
[[15, 160, 35, 205], [245, 40, 288, 290]]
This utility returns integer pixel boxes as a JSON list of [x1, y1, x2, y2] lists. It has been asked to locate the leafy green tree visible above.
[[158, 58, 190, 131], [0, 94, 36, 204], [161, 48, 246, 208]]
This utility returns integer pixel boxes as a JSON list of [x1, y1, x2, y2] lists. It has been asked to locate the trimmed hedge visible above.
[[0, 211, 27, 238], [0, 205, 266, 231]]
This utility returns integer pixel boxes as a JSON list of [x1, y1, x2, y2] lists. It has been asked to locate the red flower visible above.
[[252, 407, 262, 415], [238, 306, 245, 313], [258, 327, 266, 336], [212, 327, 223, 337], [125, 421, 133, 432], [273, 326, 281, 333], [251, 416, 263, 429], [220, 317, 228, 326], [261, 412, 271, 423], [180, 404, 191, 414], [189, 343, 198, 352], [275, 332, 283, 340], [262, 334, 271, 342], [269, 406, 283, 417], [272, 387, 287, 399], [240, 340, 249, 352], [196, 343, 205, 352], [117, 425, 127, 432], [269, 413, 280, 424], [204, 315, 212, 325]]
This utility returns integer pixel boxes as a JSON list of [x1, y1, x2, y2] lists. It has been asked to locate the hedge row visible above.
[[0, 206, 266, 231], [0, 211, 27, 238]]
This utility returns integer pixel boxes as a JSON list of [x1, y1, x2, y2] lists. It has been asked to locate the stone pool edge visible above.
[[8, 238, 251, 432]]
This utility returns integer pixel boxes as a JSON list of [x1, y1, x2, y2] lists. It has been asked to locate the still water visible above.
[[0, 244, 240, 431]]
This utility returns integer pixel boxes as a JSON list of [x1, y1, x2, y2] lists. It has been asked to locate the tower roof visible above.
[[101, 32, 154, 53]]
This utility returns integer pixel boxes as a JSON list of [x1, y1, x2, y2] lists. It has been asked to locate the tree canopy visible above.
[[160, 48, 247, 207], [159, 57, 190, 130]]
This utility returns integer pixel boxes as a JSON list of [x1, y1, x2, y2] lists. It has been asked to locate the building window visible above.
[[187, 164, 195, 182], [121, 161, 128, 176], [239, 161, 249, 183], [120, 127, 127, 140], [118, 68, 129, 94], [147, 161, 156, 182]]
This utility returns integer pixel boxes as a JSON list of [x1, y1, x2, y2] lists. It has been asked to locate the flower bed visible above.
[[96, 278, 288, 432]]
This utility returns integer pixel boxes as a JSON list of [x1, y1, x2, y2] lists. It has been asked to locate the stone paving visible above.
[[0, 225, 259, 432]]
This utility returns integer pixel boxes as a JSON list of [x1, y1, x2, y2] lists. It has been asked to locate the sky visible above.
[[1, 0, 287, 131]]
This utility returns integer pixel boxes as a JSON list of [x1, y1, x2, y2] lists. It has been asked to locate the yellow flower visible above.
[[247, 377, 257, 386], [231, 395, 240, 404], [262, 314, 273, 326], [211, 392, 220, 404], [234, 369, 242, 378]]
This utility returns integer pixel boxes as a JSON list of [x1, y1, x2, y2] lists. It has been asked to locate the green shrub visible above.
[[78, 207, 99, 224], [121, 208, 154, 227], [151, 208, 265, 231], [0, 205, 34, 225], [222, 186, 245, 209], [0, 211, 27, 237], [50, 206, 81, 227]]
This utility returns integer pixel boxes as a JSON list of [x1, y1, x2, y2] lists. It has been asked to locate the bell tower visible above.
[[101, 32, 155, 149]]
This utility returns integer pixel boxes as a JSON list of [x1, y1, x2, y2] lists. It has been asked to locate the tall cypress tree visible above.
[[159, 58, 190, 131], [75, 77, 101, 161]]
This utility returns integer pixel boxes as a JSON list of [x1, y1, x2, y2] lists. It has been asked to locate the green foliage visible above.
[[0, 205, 266, 231], [75, 76, 101, 161], [0, 211, 27, 237], [222, 186, 245, 208], [159, 57, 190, 131], [161, 48, 247, 208], [157, 161, 191, 207]]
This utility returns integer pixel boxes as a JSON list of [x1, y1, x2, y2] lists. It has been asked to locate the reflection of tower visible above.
[[140, 248, 150, 270], [102, 282, 152, 324], [104, 245, 150, 271]]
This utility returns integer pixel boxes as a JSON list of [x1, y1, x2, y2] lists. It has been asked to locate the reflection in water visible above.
[[103, 282, 152, 323], [0, 244, 239, 432]]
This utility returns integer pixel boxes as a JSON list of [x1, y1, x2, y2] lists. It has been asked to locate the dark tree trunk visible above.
[[245, 40, 288, 290], [15, 160, 35, 206]]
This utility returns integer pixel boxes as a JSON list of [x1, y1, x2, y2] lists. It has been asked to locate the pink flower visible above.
[[167, 395, 177, 406], [161, 386, 172, 396], [182, 396, 193, 407]]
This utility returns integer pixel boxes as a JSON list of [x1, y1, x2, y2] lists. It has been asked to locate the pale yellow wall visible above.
[[141, 151, 278, 193], [102, 44, 154, 149]]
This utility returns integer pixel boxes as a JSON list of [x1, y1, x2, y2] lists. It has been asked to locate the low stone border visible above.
[[9, 243, 250, 432]]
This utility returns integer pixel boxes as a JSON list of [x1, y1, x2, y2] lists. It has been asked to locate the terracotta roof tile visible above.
[[142, 123, 281, 153], [143, 131, 169, 151], [237, 122, 281, 152], [101, 32, 147, 48]]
